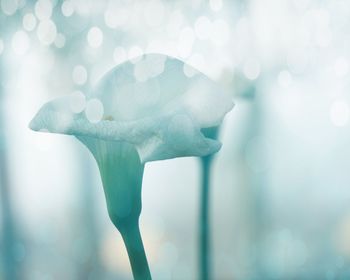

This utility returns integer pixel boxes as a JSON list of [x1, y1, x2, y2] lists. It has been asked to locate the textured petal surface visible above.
[[30, 54, 233, 162]]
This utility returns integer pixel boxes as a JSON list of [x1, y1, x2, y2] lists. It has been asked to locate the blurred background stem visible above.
[[0, 137, 18, 280], [75, 151, 104, 279], [0, 52, 20, 280]]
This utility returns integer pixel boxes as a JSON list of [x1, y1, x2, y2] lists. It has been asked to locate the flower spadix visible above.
[[30, 54, 233, 279]]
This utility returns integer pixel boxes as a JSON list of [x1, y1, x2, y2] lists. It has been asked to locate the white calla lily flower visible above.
[[30, 54, 233, 162], [30, 53, 233, 280]]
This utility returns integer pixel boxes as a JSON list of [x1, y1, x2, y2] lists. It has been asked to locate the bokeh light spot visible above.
[[194, 16, 212, 40], [87, 27, 103, 48], [243, 59, 260, 80], [1, 0, 18, 15], [37, 20, 57, 45], [61, 0, 74, 17], [104, 7, 129, 29], [177, 27, 195, 58], [72, 65, 88, 85], [144, 0, 165, 27], [54, 33, 66, 48], [183, 64, 198, 78], [278, 70, 292, 88], [23, 13, 37, 31], [69, 91, 86, 113], [12, 30, 30, 55], [128, 46, 144, 63], [209, 0, 223, 11], [334, 57, 349, 78], [330, 100, 349, 127], [85, 99, 104, 123], [210, 19, 230, 46], [113, 47, 127, 64], [35, 0, 53, 21]]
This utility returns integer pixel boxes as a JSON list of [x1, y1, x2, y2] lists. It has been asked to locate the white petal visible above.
[[30, 54, 234, 162]]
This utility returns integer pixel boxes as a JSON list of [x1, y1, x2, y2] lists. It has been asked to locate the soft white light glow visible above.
[[1, 0, 17, 15], [183, 54, 205, 78], [278, 70, 292, 88], [12, 31, 30, 55], [113, 47, 127, 64], [72, 65, 88, 85], [23, 13, 37, 31], [69, 91, 86, 113], [61, 0, 74, 17], [54, 33, 66, 48], [243, 59, 260, 80], [177, 27, 195, 58], [128, 46, 144, 63], [334, 57, 349, 78], [209, 0, 223, 12], [144, 0, 164, 27], [183, 64, 198, 78], [194, 16, 212, 40], [210, 19, 230, 46], [35, 0, 53, 21], [330, 100, 349, 127], [166, 10, 184, 35], [37, 20, 57, 45], [87, 27, 103, 48], [104, 8, 129, 29]]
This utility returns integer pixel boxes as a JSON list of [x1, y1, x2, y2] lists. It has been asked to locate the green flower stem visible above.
[[199, 156, 213, 280], [199, 127, 218, 280], [78, 137, 151, 280], [121, 221, 151, 280]]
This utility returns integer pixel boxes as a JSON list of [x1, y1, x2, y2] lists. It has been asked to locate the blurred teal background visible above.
[[1, 0, 350, 279]]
